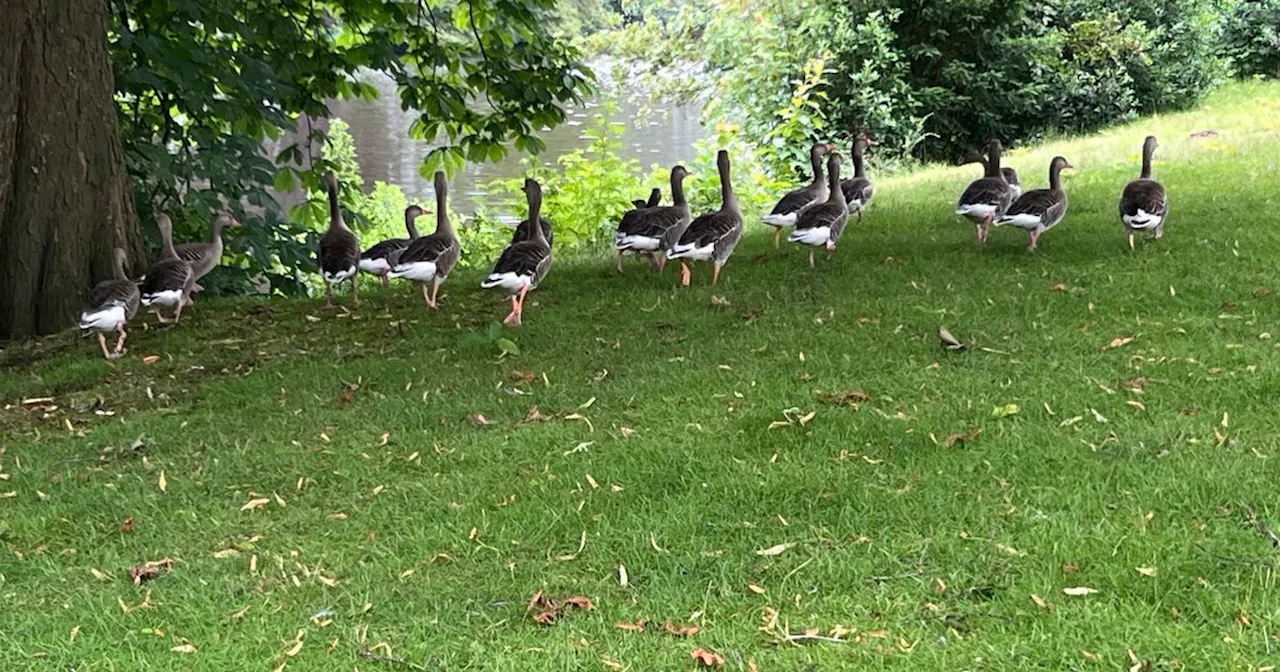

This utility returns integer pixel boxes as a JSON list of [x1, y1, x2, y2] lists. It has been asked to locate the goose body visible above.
[[1001, 168, 1022, 199], [317, 172, 361, 308], [668, 150, 743, 286], [389, 172, 460, 308], [140, 213, 195, 324], [615, 165, 692, 272], [762, 143, 834, 247], [80, 248, 140, 358], [995, 156, 1073, 251], [790, 153, 850, 266], [483, 179, 552, 326], [360, 205, 425, 285], [956, 140, 1017, 244], [1119, 135, 1168, 249], [839, 137, 875, 220], [174, 212, 240, 287], [631, 188, 661, 210], [512, 210, 555, 247]]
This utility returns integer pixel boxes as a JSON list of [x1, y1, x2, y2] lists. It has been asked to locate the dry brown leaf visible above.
[[317, 574, 340, 587], [755, 543, 794, 557], [663, 622, 701, 637], [1136, 566, 1157, 577], [129, 557, 175, 584], [121, 517, 135, 533], [691, 649, 725, 668], [748, 660, 759, 672], [617, 564, 629, 588], [943, 427, 982, 448], [1030, 593, 1052, 610], [1106, 336, 1135, 349], [240, 498, 270, 512], [819, 390, 872, 406], [615, 620, 647, 633], [212, 548, 239, 559], [90, 567, 110, 581], [602, 659, 624, 671], [1062, 586, 1098, 596], [469, 413, 493, 426], [619, 426, 635, 438], [142, 355, 161, 365], [171, 644, 197, 654], [158, 471, 167, 493], [1052, 282, 1069, 292], [747, 582, 767, 595], [1061, 562, 1080, 574], [1081, 649, 1102, 662], [284, 631, 305, 657]]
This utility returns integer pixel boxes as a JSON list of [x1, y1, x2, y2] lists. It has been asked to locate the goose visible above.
[[482, 179, 552, 327], [511, 197, 555, 248], [1119, 135, 1168, 250], [790, 153, 850, 266], [140, 213, 195, 324], [79, 248, 140, 359], [995, 156, 1073, 252], [388, 172, 460, 309], [761, 143, 835, 248], [360, 204, 426, 287], [839, 136, 875, 222], [1001, 168, 1022, 199], [668, 150, 743, 286], [955, 139, 1016, 244], [174, 212, 240, 292], [614, 165, 693, 273], [317, 171, 361, 308], [632, 188, 661, 210]]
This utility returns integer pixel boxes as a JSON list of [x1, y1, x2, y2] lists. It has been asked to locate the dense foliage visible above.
[[1222, 0, 1280, 77], [108, 0, 591, 295], [589, 0, 1262, 164]]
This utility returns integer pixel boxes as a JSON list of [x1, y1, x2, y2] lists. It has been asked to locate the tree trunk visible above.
[[0, 0, 141, 340]]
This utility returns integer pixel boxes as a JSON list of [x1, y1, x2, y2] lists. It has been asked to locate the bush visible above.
[[1222, 0, 1280, 78]]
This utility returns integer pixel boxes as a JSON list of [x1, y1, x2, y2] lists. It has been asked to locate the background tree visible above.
[[0, 0, 592, 340]]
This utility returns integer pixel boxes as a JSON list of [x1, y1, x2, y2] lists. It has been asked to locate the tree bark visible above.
[[0, 0, 141, 340]]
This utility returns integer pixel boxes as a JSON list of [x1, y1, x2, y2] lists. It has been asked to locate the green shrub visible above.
[[1222, 0, 1280, 78]]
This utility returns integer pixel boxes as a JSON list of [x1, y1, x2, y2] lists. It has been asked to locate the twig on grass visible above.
[[1241, 502, 1280, 549], [768, 632, 850, 646]]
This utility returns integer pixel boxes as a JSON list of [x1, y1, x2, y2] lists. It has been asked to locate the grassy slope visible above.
[[2, 81, 1280, 671]]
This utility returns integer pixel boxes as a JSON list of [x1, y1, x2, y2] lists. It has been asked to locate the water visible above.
[[325, 71, 706, 217]]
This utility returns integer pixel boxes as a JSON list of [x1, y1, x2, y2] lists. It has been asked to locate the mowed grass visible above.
[[2, 81, 1280, 671]]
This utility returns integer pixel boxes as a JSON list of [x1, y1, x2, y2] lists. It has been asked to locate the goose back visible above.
[[318, 172, 360, 283]]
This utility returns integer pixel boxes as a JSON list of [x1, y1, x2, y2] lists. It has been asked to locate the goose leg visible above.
[[680, 262, 691, 287], [646, 252, 662, 272], [825, 241, 835, 261], [324, 282, 334, 310], [807, 249, 815, 268], [978, 219, 990, 245], [382, 274, 390, 289], [657, 253, 668, 273], [421, 283, 432, 307], [152, 309, 173, 325], [502, 295, 520, 327], [351, 277, 360, 308], [856, 209, 864, 223], [616, 250, 624, 274], [171, 302, 185, 324], [1154, 223, 1164, 240], [772, 228, 782, 249], [429, 277, 442, 309], [712, 262, 723, 286], [1028, 229, 1042, 252], [96, 333, 113, 360], [1128, 231, 1135, 250], [112, 324, 128, 357]]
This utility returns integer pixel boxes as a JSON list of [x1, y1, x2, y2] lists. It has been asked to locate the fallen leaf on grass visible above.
[[1136, 566, 1157, 577], [522, 406, 551, 423], [241, 498, 270, 511], [602, 659, 624, 671], [526, 590, 596, 626], [939, 326, 966, 351], [121, 517, 134, 533], [317, 574, 340, 587], [748, 660, 759, 672], [755, 543, 794, 557], [337, 387, 356, 409], [171, 644, 197, 654], [818, 390, 872, 406], [747, 582, 767, 595], [617, 564, 628, 587], [691, 649, 725, 668], [1052, 282, 1069, 292], [90, 567, 110, 581], [158, 471, 167, 493], [142, 355, 161, 365], [1061, 562, 1080, 574], [130, 558, 175, 584], [469, 413, 493, 426], [212, 548, 239, 559], [1030, 593, 1053, 610], [943, 427, 982, 447], [1062, 586, 1099, 596], [615, 620, 647, 632], [991, 404, 1019, 419], [1106, 336, 1135, 349], [663, 622, 701, 637]]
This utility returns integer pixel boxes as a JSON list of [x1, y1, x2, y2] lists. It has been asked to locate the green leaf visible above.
[[496, 338, 521, 357]]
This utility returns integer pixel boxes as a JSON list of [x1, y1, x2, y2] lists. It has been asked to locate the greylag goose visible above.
[[632, 188, 661, 210], [790, 153, 850, 266], [614, 165, 692, 273], [482, 179, 552, 327], [79, 248, 140, 359], [668, 150, 743, 286], [388, 172, 460, 309], [511, 198, 555, 247], [995, 156, 1073, 252], [1001, 168, 1022, 199], [317, 171, 361, 308], [839, 136, 875, 222], [174, 212, 240, 291], [360, 204, 426, 287], [140, 213, 195, 324], [955, 139, 1016, 244], [1119, 135, 1168, 250], [762, 143, 835, 248]]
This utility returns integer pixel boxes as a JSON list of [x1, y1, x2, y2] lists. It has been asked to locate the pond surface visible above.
[[327, 71, 706, 216]]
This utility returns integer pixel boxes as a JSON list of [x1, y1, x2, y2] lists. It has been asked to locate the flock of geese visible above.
[[78, 134, 1169, 359]]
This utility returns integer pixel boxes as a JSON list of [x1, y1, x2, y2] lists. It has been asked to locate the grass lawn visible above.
[[3, 80, 1280, 671]]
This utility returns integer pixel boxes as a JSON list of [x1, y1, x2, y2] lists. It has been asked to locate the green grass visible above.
[[3, 80, 1280, 671]]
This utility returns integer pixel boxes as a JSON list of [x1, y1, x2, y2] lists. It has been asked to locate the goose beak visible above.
[[231, 218, 242, 227], [1064, 163, 1076, 170]]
